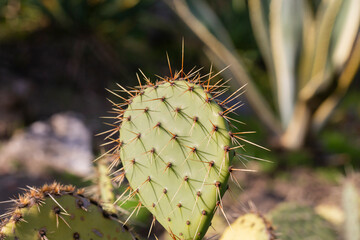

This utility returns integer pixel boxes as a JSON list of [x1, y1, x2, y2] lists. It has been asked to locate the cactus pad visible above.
[[0, 182, 137, 240], [93, 158, 117, 213], [108, 67, 248, 239], [269, 203, 336, 240], [220, 212, 276, 240]]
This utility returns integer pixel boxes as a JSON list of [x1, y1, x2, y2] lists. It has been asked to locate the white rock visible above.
[[0, 112, 93, 176]]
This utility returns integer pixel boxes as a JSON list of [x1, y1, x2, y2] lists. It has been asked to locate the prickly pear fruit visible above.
[[0, 182, 138, 240], [269, 203, 336, 240], [110, 66, 248, 239], [220, 212, 276, 240]]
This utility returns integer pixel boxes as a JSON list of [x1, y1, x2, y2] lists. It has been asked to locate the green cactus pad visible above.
[[95, 158, 117, 213], [0, 182, 138, 240], [220, 212, 275, 240], [113, 70, 243, 239], [269, 203, 336, 240]]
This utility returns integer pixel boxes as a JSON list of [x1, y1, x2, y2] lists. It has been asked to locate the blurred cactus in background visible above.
[[166, 0, 360, 151], [269, 203, 337, 240], [0, 183, 138, 240], [342, 177, 360, 240]]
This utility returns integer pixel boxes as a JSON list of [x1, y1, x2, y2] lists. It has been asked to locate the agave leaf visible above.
[[248, 0, 278, 110], [312, 34, 360, 132], [298, 0, 316, 89], [300, 0, 343, 101], [330, 0, 360, 71], [269, 0, 304, 127], [248, 0, 272, 70], [166, 0, 283, 136], [185, 0, 234, 50]]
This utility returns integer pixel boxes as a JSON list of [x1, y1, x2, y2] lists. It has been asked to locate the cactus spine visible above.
[[0, 182, 138, 240]]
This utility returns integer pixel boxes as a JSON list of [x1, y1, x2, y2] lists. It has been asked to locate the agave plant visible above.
[[166, 0, 360, 150]]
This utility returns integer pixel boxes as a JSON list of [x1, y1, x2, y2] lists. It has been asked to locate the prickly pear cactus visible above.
[[269, 203, 336, 240], [0, 182, 138, 240], [220, 212, 276, 240], [108, 66, 249, 239]]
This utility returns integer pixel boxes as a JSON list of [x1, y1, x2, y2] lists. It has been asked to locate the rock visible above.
[[0, 112, 93, 176]]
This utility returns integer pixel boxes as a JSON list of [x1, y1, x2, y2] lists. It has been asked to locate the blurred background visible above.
[[0, 0, 359, 239]]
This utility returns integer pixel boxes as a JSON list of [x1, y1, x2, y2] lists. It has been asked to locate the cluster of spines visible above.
[[0, 182, 136, 240], [97, 53, 266, 239]]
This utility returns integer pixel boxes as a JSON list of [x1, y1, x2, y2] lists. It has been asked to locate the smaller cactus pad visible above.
[[0, 182, 138, 240], [91, 159, 152, 227], [269, 203, 336, 240], [220, 212, 276, 240], [94, 158, 117, 213]]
